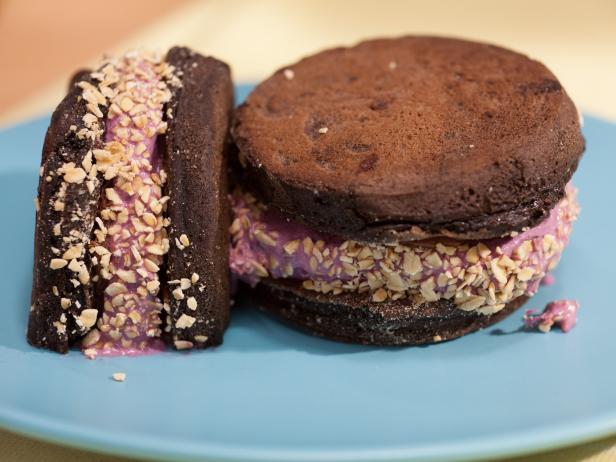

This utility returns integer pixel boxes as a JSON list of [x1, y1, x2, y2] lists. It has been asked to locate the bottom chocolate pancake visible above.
[[252, 279, 528, 346]]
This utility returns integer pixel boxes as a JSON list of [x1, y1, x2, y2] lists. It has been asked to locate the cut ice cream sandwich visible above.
[[28, 47, 233, 355]]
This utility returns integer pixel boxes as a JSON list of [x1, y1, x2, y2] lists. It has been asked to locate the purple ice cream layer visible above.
[[81, 53, 171, 357], [524, 300, 579, 333], [230, 186, 578, 313]]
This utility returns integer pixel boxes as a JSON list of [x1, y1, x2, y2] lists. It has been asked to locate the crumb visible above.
[[84, 348, 97, 359], [112, 372, 126, 382]]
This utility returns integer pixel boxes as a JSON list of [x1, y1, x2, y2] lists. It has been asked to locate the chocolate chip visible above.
[[519, 79, 562, 96], [347, 142, 371, 153], [369, 97, 393, 111], [358, 153, 378, 172]]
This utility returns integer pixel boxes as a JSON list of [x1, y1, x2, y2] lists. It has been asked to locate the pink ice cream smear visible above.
[[81, 52, 172, 357], [524, 300, 580, 333], [230, 185, 579, 314], [541, 273, 556, 286]]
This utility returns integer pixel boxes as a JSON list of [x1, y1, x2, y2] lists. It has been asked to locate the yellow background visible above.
[[1, 0, 616, 126]]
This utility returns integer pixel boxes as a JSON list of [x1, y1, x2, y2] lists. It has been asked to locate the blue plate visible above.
[[0, 85, 615, 462]]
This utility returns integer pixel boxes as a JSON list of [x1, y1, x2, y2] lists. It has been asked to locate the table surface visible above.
[[1, 1, 615, 461]]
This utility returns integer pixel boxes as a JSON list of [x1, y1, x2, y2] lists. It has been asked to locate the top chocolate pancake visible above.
[[232, 36, 585, 242], [28, 70, 107, 353]]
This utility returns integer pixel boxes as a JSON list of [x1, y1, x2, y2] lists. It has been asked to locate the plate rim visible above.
[[1, 403, 616, 462]]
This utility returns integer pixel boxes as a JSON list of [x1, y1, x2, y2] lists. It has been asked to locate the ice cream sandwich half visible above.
[[28, 47, 233, 355]]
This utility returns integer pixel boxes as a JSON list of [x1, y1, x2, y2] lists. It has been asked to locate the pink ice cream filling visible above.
[[81, 56, 170, 357], [96, 127, 164, 355], [230, 185, 578, 312], [524, 300, 579, 333]]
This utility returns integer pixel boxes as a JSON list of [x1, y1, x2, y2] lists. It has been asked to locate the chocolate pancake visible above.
[[163, 47, 234, 349], [28, 71, 107, 353], [253, 279, 528, 345], [232, 36, 585, 242]]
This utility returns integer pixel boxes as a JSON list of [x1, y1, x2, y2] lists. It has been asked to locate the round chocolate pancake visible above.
[[252, 279, 528, 345], [232, 36, 585, 242]]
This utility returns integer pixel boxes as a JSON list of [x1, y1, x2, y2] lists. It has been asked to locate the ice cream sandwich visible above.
[[230, 36, 585, 345]]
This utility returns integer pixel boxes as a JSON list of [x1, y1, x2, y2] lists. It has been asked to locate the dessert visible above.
[[230, 36, 585, 345], [28, 47, 233, 355]]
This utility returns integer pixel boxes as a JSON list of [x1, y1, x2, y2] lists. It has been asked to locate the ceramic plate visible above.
[[0, 85, 615, 462]]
